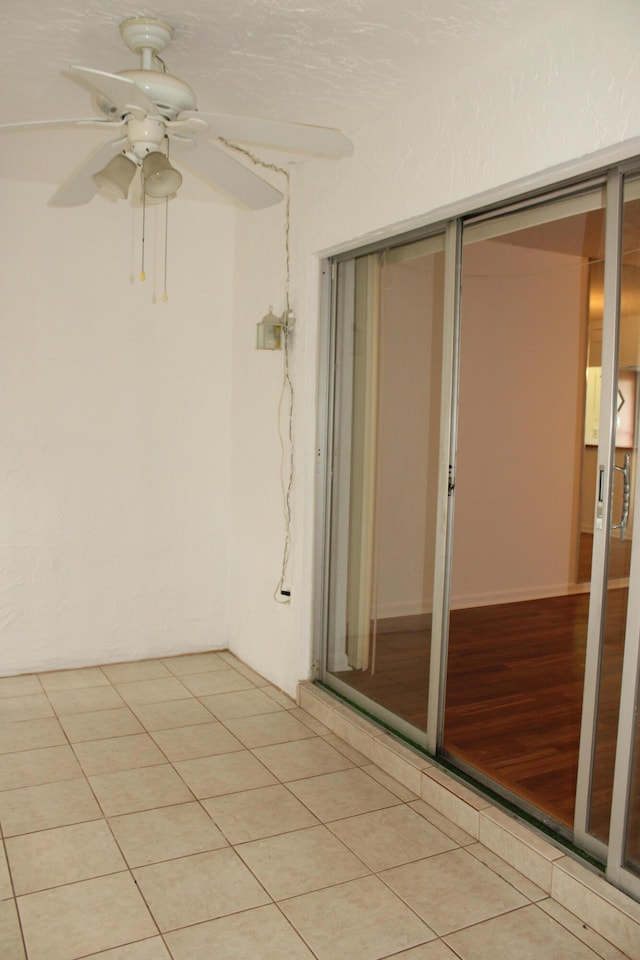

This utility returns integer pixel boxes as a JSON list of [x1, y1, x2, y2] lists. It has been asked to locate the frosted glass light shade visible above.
[[142, 151, 182, 198], [93, 154, 137, 200]]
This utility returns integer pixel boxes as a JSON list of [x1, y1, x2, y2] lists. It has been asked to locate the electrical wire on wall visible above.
[[220, 138, 294, 605]]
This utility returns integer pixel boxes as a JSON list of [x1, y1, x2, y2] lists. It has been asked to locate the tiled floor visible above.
[[0, 651, 633, 960]]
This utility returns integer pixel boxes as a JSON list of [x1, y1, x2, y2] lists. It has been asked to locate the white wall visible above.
[[227, 0, 640, 695], [0, 182, 235, 674]]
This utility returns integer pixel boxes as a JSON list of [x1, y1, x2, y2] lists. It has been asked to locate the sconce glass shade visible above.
[[142, 151, 182, 198], [92, 153, 137, 200]]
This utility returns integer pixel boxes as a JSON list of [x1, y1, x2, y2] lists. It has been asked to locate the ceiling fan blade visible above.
[[68, 65, 156, 119], [48, 136, 128, 207], [0, 118, 121, 133], [180, 111, 353, 158], [176, 140, 283, 209]]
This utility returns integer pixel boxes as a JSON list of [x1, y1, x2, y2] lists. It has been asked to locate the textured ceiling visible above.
[[0, 0, 560, 197]]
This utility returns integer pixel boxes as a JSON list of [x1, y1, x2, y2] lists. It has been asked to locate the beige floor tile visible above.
[[114, 678, 192, 706], [80, 939, 172, 959], [467, 843, 547, 902], [202, 783, 319, 843], [165, 903, 316, 960], [89, 764, 194, 816], [73, 733, 166, 775], [109, 802, 228, 867], [233, 665, 272, 688], [381, 848, 529, 936], [0, 744, 82, 791], [180, 668, 255, 697], [388, 944, 461, 959], [291, 708, 332, 734], [101, 661, 172, 684], [323, 735, 370, 766], [0, 675, 42, 699], [537, 898, 632, 960], [408, 799, 476, 846], [444, 904, 604, 959], [133, 847, 271, 932], [200, 688, 285, 719], [223, 711, 317, 748], [149, 722, 243, 761], [361, 764, 418, 799], [0, 695, 54, 723], [0, 778, 102, 836], [174, 750, 277, 798], [46, 686, 125, 715], [280, 874, 436, 960], [0, 717, 66, 754], [17, 872, 157, 960], [0, 898, 26, 960], [252, 738, 355, 781], [0, 844, 11, 899], [6, 820, 126, 894], [287, 767, 401, 820], [38, 667, 109, 691], [236, 824, 370, 900], [162, 652, 229, 675], [216, 651, 252, 670], [59, 707, 145, 743], [130, 698, 215, 731], [328, 805, 459, 871]]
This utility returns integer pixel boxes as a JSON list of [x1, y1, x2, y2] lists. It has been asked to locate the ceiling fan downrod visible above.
[[119, 18, 174, 71]]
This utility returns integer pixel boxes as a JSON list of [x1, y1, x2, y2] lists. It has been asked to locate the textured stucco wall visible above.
[[0, 184, 235, 674]]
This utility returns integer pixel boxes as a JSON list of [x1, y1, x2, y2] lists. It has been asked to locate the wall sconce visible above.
[[257, 307, 295, 350]]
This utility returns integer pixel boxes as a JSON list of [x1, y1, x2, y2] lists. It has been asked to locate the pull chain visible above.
[[140, 188, 147, 282], [162, 195, 169, 302]]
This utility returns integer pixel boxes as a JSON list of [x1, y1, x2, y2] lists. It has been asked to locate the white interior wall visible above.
[[227, 0, 640, 696], [0, 182, 235, 675]]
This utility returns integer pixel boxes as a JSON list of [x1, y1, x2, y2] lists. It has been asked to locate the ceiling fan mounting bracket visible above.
[[119, 18, 174, 59]]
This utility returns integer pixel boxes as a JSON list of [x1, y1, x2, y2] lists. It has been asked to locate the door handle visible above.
[[611, 453, 631, 541]]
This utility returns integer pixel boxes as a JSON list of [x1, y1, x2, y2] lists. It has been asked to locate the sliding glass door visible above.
[[320, 162, 640, 898], [593, 172, 640, 898], [325, 236, 446, 740], [444, 188, 605, 828]]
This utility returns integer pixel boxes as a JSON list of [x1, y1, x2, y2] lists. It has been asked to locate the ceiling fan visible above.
[[0, 17, 353, 209]]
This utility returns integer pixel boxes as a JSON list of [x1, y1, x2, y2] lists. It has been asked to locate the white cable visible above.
[[219, 139, 294, 603]]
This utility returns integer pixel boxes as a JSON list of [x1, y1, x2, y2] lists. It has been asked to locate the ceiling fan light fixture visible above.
[[142, 151, 182, 198], [92, 152, 137, 200]]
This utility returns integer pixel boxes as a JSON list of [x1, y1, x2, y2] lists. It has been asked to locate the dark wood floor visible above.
[[333, 587, 628, 836]]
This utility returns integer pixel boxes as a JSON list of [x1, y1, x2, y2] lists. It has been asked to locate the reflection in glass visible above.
[[445, 196, 605, 827], [326, 239, 445, 732]]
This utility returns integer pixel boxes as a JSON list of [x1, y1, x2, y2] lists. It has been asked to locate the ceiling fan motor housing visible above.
[[94, 18, 198, 121]]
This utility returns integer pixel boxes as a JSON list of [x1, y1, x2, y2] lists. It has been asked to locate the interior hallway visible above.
[[0, 650, 633, 960]]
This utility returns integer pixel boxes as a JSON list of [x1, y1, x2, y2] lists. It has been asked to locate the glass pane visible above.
[[587, 185, 640, 842], [445, 194, 605, 827], [325, 238, 445, 732]]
